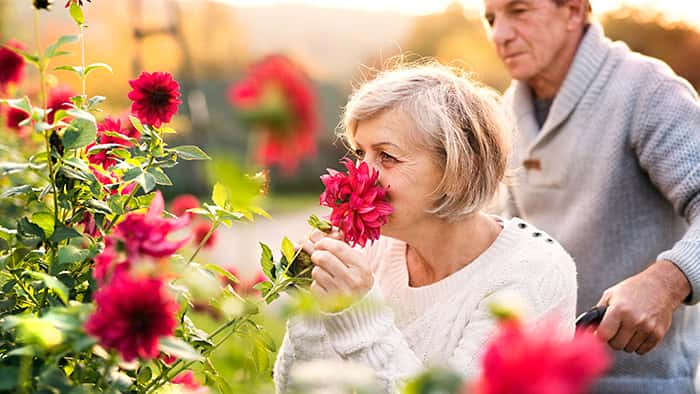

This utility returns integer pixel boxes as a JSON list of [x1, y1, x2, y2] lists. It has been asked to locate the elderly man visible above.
[[482, 0, 700, 392]]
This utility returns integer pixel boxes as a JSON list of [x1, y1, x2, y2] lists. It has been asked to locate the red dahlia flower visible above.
[[171, 371, 208, 393], [128, 71, 181, 127], [115, 191, 190, 259], [47, 86, 75, 123], [227, 55, 318, 173], [170, 194, 200, 218], [85, 272, 178, 362], [473, 320, 611, 394], [320, 159, 393, 247], [193, 221, 217, 249], [0, 39, 25, 92], [86, 116, 140, 169]]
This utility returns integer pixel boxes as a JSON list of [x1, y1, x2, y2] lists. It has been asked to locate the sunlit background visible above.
[[2, 0, 699, 277], [2, 0, 699, 389]]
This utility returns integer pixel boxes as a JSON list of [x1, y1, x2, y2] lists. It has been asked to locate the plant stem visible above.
[[185, 218, 220, 265], [12, 272, 41, 307], [80, 24, 86, 105]]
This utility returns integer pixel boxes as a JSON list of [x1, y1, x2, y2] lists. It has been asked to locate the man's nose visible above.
[[488, 17, 515, 48]]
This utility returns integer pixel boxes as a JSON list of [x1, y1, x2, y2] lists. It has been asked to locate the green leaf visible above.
[[32, 211, 55, 238], [87, 95, 106, 109], [281, 237, 295, 269], [212, 182, 228, 208], [1, 97, 32, 114], [86, 199, 113, 214], [63, 117, 97, 150], [129, 115, 145, 134], [259, 243, 274, 279], [44, 35, 79, 59], [17, 217, 45, 246], [57, 245, 89, 265], [147, 167, 172, 186], [54, 65, 83, 76], [172, 145, 211, 161], [49, 225, 82, 243], [1, 184, 33, 198], [252, 339, 270, 373], [136, 366, 152, 386], [204, 263, 238, 284], [0, 225, 17, 241], [122, 166, 143, 182], [158, 337, 203, 362], [69, 2, 84, 25], [85, 62, 113, 76], [27, 271, 69, 304], [138, 172, 156, 193]]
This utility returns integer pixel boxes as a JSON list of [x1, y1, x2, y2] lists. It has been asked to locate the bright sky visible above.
[[217, 0, 700, 26]]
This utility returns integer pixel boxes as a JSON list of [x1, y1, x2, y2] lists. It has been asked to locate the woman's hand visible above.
[[300, 229, 374, 308]]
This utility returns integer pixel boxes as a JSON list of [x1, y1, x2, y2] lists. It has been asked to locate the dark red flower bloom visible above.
[[320, 159, 393, 247], [92, 237, 131, 283], [227, 55, 318, 174], [86, 116, 141, 169], [90, 167, 136, 196], [0, 39, 25, 92], [4, 106, 30, 137], [128, 71, 181, 127], [171, 371, 207, 392], [193, 221, 217, 249], [473, 320, 611, 394], [47, 86, 75, 123], [85, 272, 178, 362], [170, 194, 200, 218], [115, 191, 190, 258]]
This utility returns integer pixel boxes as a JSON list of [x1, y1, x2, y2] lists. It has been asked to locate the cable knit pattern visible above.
[[502, 23, 700, 393], [273, 217, 577, 393]]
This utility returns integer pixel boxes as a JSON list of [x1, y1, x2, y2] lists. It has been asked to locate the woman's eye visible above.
[[354, 149, 365, 159], [512, 7, 527, 15], [380, 152, 398, 163]]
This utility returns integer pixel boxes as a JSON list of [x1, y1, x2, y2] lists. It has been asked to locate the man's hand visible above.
[[595, 260, 691, 354]]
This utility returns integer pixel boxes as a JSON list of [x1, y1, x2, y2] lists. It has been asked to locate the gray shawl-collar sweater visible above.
[[503, 23, 700, 393]]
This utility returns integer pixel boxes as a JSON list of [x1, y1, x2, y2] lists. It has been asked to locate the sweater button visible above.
[[533, 232, 542, 237], [518, 223, 527, 229], [546, 238, 554, 243]]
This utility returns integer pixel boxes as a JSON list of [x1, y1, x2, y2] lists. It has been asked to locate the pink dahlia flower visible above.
[[320, 159, 393, 247]]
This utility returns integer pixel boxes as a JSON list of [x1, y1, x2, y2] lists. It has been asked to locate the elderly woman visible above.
[[273, 64, 577, 392]]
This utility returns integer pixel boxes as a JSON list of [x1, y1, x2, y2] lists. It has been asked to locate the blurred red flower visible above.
[[227, 55, 318, 174], [115, 191, 190, 259], [0, 39, 25, 92], [47, 85, 75, 123], [472, 320, 611, 394], [171, 371, 208, 393], [320, 159, 393, 247], [193, 221, 217, 249], [170, 194, 200, 218], [128, 71, 181, 127], [85, 272, 178, 362]]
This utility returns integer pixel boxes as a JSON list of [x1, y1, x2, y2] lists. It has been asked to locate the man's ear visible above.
[[565, 0, 587, 31]]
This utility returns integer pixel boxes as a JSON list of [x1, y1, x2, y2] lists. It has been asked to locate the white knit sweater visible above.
[[273, 217, 578, 392]]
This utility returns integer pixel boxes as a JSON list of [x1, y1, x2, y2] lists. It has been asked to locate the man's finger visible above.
[[636, 335, 659, 355], [609, 320, 635, 350], [624, 330, 649, 353], [595, 306, 622, 343]]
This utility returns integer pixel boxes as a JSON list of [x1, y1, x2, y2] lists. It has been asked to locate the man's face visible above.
[[482, 0, 574, 81]]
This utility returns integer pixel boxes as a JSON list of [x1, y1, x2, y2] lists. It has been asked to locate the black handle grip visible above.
[[575, 306, 607, 328]]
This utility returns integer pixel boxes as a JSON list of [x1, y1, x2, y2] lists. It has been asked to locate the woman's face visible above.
[[352, 110, 443, 238]]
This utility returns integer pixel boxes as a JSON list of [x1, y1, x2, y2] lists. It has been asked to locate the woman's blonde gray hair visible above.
[[340, 61, 512, 221]]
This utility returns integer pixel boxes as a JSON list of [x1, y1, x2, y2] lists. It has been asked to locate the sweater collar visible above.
[[511, 23, 611, 149]]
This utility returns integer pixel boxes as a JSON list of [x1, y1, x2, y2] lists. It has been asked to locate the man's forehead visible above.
[[484, 0, 537, 12]]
